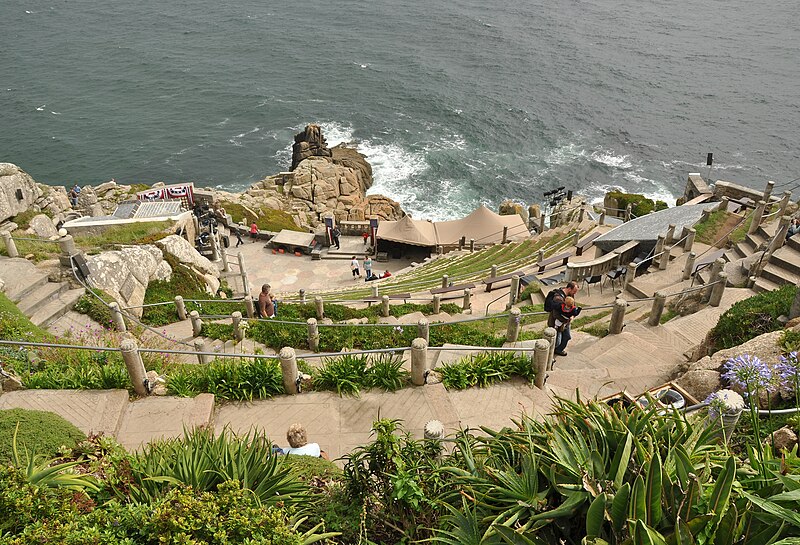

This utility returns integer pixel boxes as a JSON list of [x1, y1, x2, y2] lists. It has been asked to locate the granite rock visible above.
[[156, 235, 218, 278], [0, 163, 39, 223], [27, 214, 58, 238]]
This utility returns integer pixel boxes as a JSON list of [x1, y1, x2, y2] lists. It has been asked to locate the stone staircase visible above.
[[752, 235, 800, 293], [0, 256, 85, 328]]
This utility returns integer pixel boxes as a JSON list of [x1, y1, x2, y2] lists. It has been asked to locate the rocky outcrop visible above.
[[0, 163, 39, 223], [155, 234, 219, 295], [766, 426, 798, 453], [499, 200, 529, 225], [27, 214, 59, 238], [290, 124, 333, 171], [85, 245, 172, 316]]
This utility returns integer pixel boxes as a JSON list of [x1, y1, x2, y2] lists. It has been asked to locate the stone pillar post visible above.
[[1, 232, 19, 258], [411, 338, 428, 386], [371, 284, 379, 298], [441, 274, 449, 288], [194, 339, 211, 365], [120, 338, 148, 396], [237, 252, 250, 296], [315, 296, 324, 319], [599, 211, 605, 225], [684, 228, 696, 252], [424, 419, 444, 441], [432, 294, 441, 314], [417, 318, 429, 344], [109, 302, 126, 332], [778, 191, 792, 218], [648, 292, 667, 327], [790, 283, 800, 319], [749, 200, 766, 234], [700, 209, 711, 223], [539, 214, 546, 233], [232, 311, 243, 342], [763, 180, 775, 202], [279, 347, 299, 395], [209, 231, 220, 262], [506, 308, 521, 342], [624, 204, 632, 222], [578, 204, 585, 223], [469, 238, 475, 252], [307, 318, 320, 352], [220, 246, 230, 272], [609, 298, 627, 335], [175, 295, 187, 321], [768, 215, 792, 253], [490, 264, 498, 278], [572, 231, 580, 246], [534, 340, 549, 389], [507, 275, 521, 309], [189, 310, 203, 337], [300, 289, 306, 303], [381, 295, 390, 317], [543, 326, 557, 371], [623, 263, 636, 291], [659, 245, 671, 270], [462, 288, 472, 312], [502, 226, 508, 244], [244, 295, 255, 319], [682, 252, 697, 281], [717, 197, 729, 212], [703, 258, 726, 303], [58, 234, 76, 257], [192, 215, 200, 235], [709, 272, 728, 307], [654, 235, 665, 267], [665, 224, 676, 245]]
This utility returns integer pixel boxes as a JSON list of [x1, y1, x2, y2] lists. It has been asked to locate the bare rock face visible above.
[[155, 235, 218, 278], [499, 200, 529, 224], [85, 245, 170, 316], [290, 124, 333, 171], [0, 163, 39, 223], [27, 214, 59, 238], [77, 186, 99, 216], [675, 369, 721, 402]]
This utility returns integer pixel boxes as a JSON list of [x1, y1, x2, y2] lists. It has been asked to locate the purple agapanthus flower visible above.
[[722, 354, 774, 394], [776, 352, 800, 389]]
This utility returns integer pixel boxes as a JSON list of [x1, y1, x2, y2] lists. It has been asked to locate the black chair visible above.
[[604, 266, 626, 290], [583, 275, 603, 295]]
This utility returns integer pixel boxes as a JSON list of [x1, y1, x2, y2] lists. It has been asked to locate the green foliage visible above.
[[0, 230, 61, 262], [608, 191, 668, 217], [781, 329, 800, 353], [0, 292, 49, 341], [312, 352, 409, 395], [581, 323, 609, 338], [571, 308, 613, 329], [73, 220, 173, 250], [220, 199, 303, 232], [166, 357, 284, 400], [518, 283, 541, 303], [126, 427, 308, 506], [711, 284, 796, 350], [0, 409, 85, 465], [692, 209, 731, 245], [438, 352, 536, 389], [73, 289, 116, 329]]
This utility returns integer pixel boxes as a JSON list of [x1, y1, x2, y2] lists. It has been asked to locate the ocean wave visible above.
[[590, 148, 633, 169]]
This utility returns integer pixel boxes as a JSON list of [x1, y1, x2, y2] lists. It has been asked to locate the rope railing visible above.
[[8, 236, 61, 244], [695, 208, 753, 260]]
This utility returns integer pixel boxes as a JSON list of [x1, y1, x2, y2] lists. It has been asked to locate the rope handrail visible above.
[[8, 236, 61, 244], [124, 298, 247, 310]]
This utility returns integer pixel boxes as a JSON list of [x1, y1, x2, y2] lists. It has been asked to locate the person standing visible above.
[[545, 281, 580, 356], [235, 229, 244, 247], [258, 283, 275, 318], [250, 221, 258, 242], [332, 226, 341, 249], [69, 184, 81, 207], [363, 256, 373, 279], [350, 256, 361, 279]]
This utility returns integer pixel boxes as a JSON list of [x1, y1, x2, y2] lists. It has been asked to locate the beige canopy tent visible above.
[[376, 205, 528, 250]]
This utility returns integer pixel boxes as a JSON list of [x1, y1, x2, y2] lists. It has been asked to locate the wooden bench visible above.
[[482, 270, 524, 292], [575, 232, 600, 256], [536, 252, 571, 272], [430, 282, 476, 295], [364, 293, 412, 304]]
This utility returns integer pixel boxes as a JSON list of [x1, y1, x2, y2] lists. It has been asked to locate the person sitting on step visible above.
[[282, 423, 329, 459]]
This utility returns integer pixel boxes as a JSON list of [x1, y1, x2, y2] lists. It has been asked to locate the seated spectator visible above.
[[787, 218, 800, 240], [282, 423, 329, 459], [364, 272, 380, 282], [381, 270, 392, 278]]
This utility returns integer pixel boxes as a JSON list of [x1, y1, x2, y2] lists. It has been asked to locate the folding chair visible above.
[[583, 275, 603, 296], [604, 266, 626, 290]]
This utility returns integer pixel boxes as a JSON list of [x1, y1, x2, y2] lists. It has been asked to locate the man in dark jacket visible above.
[[546, 281, 580, 356]]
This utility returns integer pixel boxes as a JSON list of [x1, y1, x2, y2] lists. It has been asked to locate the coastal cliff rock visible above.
[[155, 235, 217, 278], [499, 200, 529, 224], [290, 124, 333, 171], [85, 245, 172, 316], [0, 163, 39, 224]]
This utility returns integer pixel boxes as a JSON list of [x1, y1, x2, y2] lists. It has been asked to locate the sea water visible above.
[[1, 0, 797, 220]]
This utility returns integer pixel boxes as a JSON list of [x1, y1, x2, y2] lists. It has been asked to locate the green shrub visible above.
[[312, 352, 409, 396], [438, 352, 535, 389], [73, 289, 116, 329], [0, 292, 48, 341], [607, 191, 667, 217], [0, 409, 86, 464], [518, 283, 541, 303], [220, 199, 303, 232], [166, 357, 284, 400], [711, 284, 796, 350]]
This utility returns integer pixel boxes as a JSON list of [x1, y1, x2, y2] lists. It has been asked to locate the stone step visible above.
[[768, 246, 800, 276], [0, 257, 51, 303], [753, 276, 779, 294], [761, 262, 800, 287], [543, 368, 617, 399], [29, 288, 86, 328], [17, 281, 69, 316], [787, 236, 800, 253]]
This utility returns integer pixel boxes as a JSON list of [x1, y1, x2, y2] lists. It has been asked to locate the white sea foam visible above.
[[590, 148, 632, 169], [36, 104, 45, 111], [543, 142, 587, 166], [50, 111, 61, 115]]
